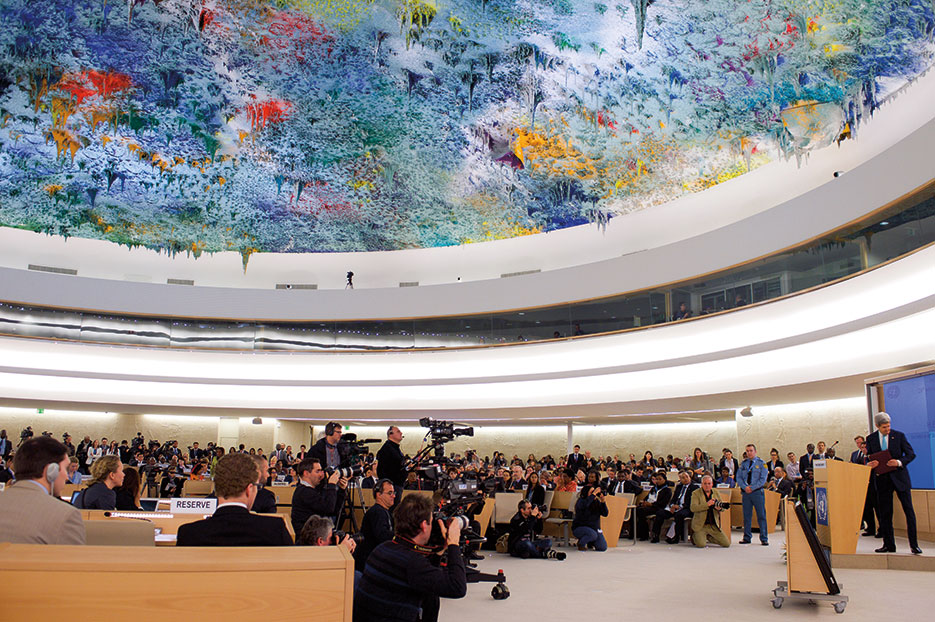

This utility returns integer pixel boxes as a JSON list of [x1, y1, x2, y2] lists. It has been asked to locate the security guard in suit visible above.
[[737, 443, 770, 545]]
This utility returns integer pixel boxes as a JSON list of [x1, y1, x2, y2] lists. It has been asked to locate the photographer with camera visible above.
[[690, 475, 730, 548], [508, 499, 565, 560], [298, 515, 357, 554], [291, 457, 347, 534], [354, 494, 467, 622], [572, 476, 609, 551]]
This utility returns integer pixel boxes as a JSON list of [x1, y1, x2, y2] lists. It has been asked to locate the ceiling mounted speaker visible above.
[[739, 407, 753, 418], [252, 417, 263, 425]]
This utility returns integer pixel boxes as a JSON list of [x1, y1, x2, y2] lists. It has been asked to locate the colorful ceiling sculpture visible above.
[[0, 1, 932, 258]]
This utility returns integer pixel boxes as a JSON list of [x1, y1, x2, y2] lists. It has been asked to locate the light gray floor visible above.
[[444, 536, 932, 620]]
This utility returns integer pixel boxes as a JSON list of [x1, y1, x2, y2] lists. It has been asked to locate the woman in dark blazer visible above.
[[766, 448, 784, 474]]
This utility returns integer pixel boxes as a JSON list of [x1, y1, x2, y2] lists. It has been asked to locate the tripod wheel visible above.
[[491, 584, 510, 600]]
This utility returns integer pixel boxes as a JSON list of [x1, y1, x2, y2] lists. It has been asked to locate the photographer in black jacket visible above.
[[291, 457, 346, 534], [354, 494, 466, 622], [508, 499, 565, 560]]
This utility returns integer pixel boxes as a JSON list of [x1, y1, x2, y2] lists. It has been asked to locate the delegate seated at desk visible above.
[[177, 453, 293, 547]]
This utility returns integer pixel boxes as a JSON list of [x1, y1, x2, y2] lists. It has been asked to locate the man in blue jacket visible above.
[[866, 412, 922, 555], [737, 443, 769, 545]]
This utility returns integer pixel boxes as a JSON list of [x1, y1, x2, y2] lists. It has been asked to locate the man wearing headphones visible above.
[[310, 422, 347, 470], [0, 436, 86, 544]]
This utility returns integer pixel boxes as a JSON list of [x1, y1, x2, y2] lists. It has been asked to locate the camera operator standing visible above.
[[354, 494, 467, 622], [377, 426, 407, 506], [311, 422, 347, 470]]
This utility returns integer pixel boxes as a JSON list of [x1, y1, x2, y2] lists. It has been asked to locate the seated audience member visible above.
[[555, 468, 577, 492], [636, 471, 673, 541], [298, 515, 357, 553], [672, 301, 693, 320], [356, 478, 396, 570], [0, 437, 86, 544], [354, 494, 467, 622], [361, 464, 378, 489], [572, 482, 609, 551], [403, 470, 423, 490], [767, 467, 794, 498], [190, 460, 208, 480], [251, 455, 278, 514], [540, 471, 555, 490], [690, 475, 730, 548], [652, 471, 697, 544], [689, 447, 713, 479], [0, 458, 13, 483], [508, 499, 565, 560], [584, 469, 603, 493], [66, 456, 82, 485], [717, 467, 735, 487], [600, 466, 616, 490], [719, 449, 739, 478], [159, 467, 184, 498], [609, 468, 642, 496], [524, 472, 546, 507], [77, 454, 124, 510], [115, 466, 143, 511], [291, 457, 347, 534], [177, 453, 293, 546], [509, 465, 526, 490]]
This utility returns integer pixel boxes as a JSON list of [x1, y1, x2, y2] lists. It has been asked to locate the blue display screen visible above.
[[883, 375, 935, 489]]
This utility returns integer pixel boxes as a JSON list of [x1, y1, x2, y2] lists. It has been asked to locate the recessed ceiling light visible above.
[[879, 221, 889, 225]]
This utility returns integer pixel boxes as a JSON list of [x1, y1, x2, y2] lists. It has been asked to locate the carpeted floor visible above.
[[443, 534, 932, 620]]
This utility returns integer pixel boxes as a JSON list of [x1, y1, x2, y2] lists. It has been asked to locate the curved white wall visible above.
[[0, 70, 934, 319], [1, 243, 932, 419]]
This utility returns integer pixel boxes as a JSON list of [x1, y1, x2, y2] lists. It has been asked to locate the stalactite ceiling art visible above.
[[1, 1, 932, 257]]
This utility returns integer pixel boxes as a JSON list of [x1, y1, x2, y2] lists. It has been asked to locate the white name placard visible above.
[[716, 483, 731, 488], [813, 459, 827, 469], [170, 498, 217, 514]]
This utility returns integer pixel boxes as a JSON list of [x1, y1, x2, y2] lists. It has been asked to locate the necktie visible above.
[[881, 434, 888, 451]]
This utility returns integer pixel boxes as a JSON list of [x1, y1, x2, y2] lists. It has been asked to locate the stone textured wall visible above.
[[0, 397, 869, 464]]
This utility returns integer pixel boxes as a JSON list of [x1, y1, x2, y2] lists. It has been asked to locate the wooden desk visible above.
[[715, 489, 732, 542], [0, 543, 353, 621], [270, 485, 296, 506], [82, 510, 296, 543]]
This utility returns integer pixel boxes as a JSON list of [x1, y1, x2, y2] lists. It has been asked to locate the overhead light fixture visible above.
[[252, 417, 263, 425], [739, 407, 753, 418]]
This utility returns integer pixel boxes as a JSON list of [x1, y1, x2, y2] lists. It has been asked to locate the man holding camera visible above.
[[298, 514, 357, 554], [690, 475, 730, 548], [354, 494, 467, 622], [291, 457, 347, 534], [508, 499, 565, 560]]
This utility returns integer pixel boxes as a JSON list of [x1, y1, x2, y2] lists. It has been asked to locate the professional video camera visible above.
[[418, 417, 474, 443], [408, 418, 509, 600], [329, 432, 379, 478]]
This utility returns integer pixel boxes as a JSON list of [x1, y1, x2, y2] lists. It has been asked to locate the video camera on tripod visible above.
[[326, 432, 380, 479]]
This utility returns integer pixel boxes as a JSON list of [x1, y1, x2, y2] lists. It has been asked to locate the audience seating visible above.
[[181, 479, 214, 497], [544, 491, 578, 546], [0, 543, 354, 620], [83, 519, 155, 546]]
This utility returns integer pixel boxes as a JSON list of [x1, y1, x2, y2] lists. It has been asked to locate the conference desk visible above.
[[0, 543, 353, 621], [82, 509, 296, 545]]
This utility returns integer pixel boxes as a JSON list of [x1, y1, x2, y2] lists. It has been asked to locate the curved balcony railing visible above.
[[1, 181, 934, 351]]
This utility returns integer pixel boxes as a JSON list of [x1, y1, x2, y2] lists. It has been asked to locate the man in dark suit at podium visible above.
[[177, 453, 293, 547], [865, 412, 922, 555]]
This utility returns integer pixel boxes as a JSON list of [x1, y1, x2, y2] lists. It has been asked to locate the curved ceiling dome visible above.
[[1, 1, 933, 257]]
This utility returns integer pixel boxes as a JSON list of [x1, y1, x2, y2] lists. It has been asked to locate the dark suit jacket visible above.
[[849, 450, 865, 464], [865, 429, 915, 491], [567, 453, 585, 472], [252, 486, 278, 513], [718, 457, 739, 476], [177, 505, 293, 546], [799, 453, 815, 477], [310, 438, 347, 469], [669, 482, 697, 509]]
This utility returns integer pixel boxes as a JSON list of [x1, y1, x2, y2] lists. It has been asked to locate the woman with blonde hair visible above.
[[77, 455, 125, 510]]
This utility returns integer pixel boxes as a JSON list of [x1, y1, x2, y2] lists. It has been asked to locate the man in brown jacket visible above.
[[690, 475, 730, 548], [0, 436, 86, 544]]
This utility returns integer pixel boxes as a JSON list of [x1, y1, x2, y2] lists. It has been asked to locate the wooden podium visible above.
[[812, 459, 871, 555]]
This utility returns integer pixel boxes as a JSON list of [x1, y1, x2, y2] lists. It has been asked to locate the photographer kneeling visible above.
[[572, 477, 609, 551], [508, 499, 565, 560], [354, 494, 467, 622], [690, 475, 730, 548]]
